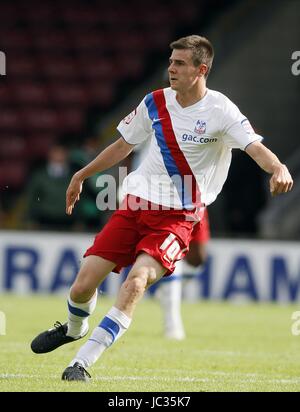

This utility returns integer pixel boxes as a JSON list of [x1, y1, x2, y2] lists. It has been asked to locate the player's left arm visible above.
[[245, 140, 293, 196]]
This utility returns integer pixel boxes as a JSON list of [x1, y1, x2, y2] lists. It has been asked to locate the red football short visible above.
[[190, 207, 210, 243], [84, 195, 199, 275]]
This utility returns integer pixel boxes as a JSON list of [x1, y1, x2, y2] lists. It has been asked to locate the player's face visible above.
[[168, 49, 202, 92]]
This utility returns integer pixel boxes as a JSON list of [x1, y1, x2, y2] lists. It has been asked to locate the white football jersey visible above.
[[117, 87, 262, 210]]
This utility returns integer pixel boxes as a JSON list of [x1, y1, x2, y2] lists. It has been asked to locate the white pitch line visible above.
[[93, 365, 299, 380], [1, 373, 300, 385], [0, 373, 38, 379], [92, 376, 300, 385]]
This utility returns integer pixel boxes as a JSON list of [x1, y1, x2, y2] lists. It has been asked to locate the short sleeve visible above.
[[220, 97, 263, 150], [117, 98, 152, 145]]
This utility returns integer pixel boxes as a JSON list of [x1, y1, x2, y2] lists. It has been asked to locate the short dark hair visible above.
[[170, 35, 214, 78]]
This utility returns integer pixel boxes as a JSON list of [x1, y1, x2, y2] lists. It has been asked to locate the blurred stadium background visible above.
[[0, 0, 299, 299], [0, 0, 300, 392]]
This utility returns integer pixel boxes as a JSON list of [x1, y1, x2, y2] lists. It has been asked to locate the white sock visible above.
[[69, 306, 131, 368], [181, 261, 202, 301], [66, 291, 97, 339], [157, 277, 185, 340], [173, 259, 184, 276], [181, 260, 201, 276]]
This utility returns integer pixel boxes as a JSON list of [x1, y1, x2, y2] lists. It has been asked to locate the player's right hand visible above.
[[66, 174, 83, 215]]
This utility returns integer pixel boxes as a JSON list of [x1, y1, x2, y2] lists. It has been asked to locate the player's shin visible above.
[[69, 306, 131, 368], [66, 290, 98, 338]]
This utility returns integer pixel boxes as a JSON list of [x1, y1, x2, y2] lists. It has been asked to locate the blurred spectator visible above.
[[69, 136, 104, 232], [25, 144, 75, 231]]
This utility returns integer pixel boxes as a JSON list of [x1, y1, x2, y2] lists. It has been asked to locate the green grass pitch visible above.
[[1, 294, 300, 392]]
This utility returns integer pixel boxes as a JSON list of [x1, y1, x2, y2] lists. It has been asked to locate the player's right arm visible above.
[[66, 96, 151, 215], [66, 136, 134, 215]]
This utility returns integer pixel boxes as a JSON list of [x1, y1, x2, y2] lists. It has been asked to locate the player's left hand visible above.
[[269, 164, 293, 196], [66, 174, 83, 215]]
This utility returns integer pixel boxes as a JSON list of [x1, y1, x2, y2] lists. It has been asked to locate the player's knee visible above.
[[126, 275, 147, 298], [127, 266, 155, 292], [70, 282, 93, 302]]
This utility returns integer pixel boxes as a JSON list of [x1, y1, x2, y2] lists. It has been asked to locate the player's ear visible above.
[[199, 64, 208, 77]]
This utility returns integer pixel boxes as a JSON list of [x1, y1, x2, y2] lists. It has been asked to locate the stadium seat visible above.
[[0, 160, 28, 189], [97, 8, 133, 27], [22, 108, 61, 131], [50, 83, 90, 106], [1, 31, 33, 50], [88, 82, 115, 106], [7, 55, 38, 77], [0, 0, 203, 191], [79, 58, 117, 80], [33, 31, 70, 51], [172, 3, 199, 23], [62, 8, 100, 26], [115, 53, 144, 78], [145, 27, 172, 50], [0, 84, 14, 104], [41, 58, 80, 80], [24, 5, 54, 24], [60, 108, 84, 132], [72, 32, 109, 52], [0, 110, 22, 131], [26, 133, 58, 159], [0, 135, 27, 160], [112, 32, 146, 53], [0, 3, 17, 20], [14, 82, 50, 105], [139, 8, 174, 27]]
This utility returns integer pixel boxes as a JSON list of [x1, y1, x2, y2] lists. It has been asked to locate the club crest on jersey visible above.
[[194, 120, 206, 134], [241, 118, 254, 134], [123, 109, 137, 124]]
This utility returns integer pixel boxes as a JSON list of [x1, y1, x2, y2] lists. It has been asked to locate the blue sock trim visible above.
[[159, 275, 181, 283], [68, 301, 90, 317], [99, 316, 120, 343]]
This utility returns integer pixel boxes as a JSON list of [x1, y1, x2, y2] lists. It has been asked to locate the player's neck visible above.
[[176, 82, 207, 108]]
